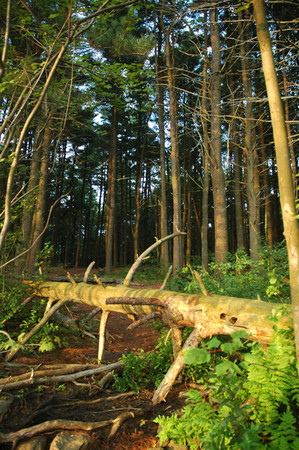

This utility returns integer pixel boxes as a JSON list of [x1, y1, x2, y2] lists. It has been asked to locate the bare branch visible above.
[[0, 0, 12, 81], [123, 231, 186, 287]]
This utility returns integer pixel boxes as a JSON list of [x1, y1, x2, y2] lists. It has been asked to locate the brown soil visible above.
[[0, 269, 188, 449]]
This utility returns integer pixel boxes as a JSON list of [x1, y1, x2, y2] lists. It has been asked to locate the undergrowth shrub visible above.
[[0, 277, 68, 355], [113, 328, 173, 392], [168, 244, 290, 303], [155, 308, 299, 449]]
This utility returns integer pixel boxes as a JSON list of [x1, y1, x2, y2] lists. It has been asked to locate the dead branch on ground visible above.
[[0, 414, 140, 444], [0, 361, 123, 391]]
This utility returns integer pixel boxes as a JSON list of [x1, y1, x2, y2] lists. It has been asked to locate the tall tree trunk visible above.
[[27, 120, 52, 273], [22, 125, 43, 250], [259, 119, 274, 246], [64, 161, 75, 266], [229, 74, 245, 250], [201, 13, 209, 270], [163, 23, 183, 272], [133, 110, 144, 261], [209, 8, 228, 263], [51, 141, 66, 265], [186, 151, 192, 265], [253, 0, 299, 361], [75, 158, 87, 268], [239, 16, 260, 259], [282, 52, 297, 200], [94, 168, 106, 266], [105, 102, 118, 273], [155, 17, 169, 271]]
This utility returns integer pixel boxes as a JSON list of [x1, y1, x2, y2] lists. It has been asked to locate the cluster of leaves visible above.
[[113, 327, 173, 392], [0, 277, 67, 355], [169, 244, 290, 303], [155, 310, 299, 449]]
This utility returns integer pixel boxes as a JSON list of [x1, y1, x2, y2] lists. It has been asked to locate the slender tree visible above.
[[238, 15, 260, 258], [253, 0, 299, 359], [160, 1, 183, 271], [155, 13, 169, 270], [209, 7, 228, 263]]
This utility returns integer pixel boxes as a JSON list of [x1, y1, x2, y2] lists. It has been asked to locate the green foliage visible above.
[[56, 383, 67, 392], [113, 329, 173, 392], [109, 263, 165, 285], [35, 242, 54, 271], [0, 278, 65, 355], [168, 244, 290, 303], [155, 315, 298, 449]]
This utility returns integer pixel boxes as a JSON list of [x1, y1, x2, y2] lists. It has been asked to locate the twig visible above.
[[98, 310, 110, 362], [108, 412, 135, 439], [0, 418, 114, 443], [59, 392, 137, 407], [0, 330, 14, 349], [160, 265, 173, 290], [5, 298, 70, 362], [127, 312, 161, 331], [188, 265, 209, 296], [84, 306, 101, 322], [0, 364, 99, 385], [123, 231, 185, 287], [0, 361, 124, 391], [0, 192, 70, 270], [97, 371, 115, 389], [94, 274, 105, 288], [83, 261, 95, 283], [67, 272, 77, 286], [152, 328, 200, 405]]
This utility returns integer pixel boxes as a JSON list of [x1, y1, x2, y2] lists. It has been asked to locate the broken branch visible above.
[[123, 231, 185, 287]]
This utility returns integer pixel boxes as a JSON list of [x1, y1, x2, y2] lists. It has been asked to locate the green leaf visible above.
[[39, 338, 55, 353], [235, 3, 250, 13], [270, 276, 277, 284], [215, 360, 241, 375], [206, 337, 221, 349], [184, 347, 211, 365], [231, 329, 249, 340]]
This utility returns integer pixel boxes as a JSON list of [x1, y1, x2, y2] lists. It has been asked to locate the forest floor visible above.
[[0, 267, 188, 449]]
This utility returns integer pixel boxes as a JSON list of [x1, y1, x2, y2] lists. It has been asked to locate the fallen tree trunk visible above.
[[30, 280, 292, 404], [12, 233, 292, 404], [34, 280, 291, 344]]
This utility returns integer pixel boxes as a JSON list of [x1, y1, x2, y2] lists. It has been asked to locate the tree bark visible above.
[[133, 109, 144, 261], [253, 0, 299, 360], [201, 13, 209, 270], [155, 20, 169, 270], [0, 0, 12, 82], [209, 8, 228, 263], [228, 73, 245, 250], [33, 279, 291, 347], [239, 16, 260, 259], [27, 119, 52, 273], [75, 156, 87, 268], [105, 101, 118, 273], [161, 4, 183, 272]]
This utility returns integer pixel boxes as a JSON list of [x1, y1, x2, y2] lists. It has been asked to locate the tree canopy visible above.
[[0, 0, 298, 275]]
